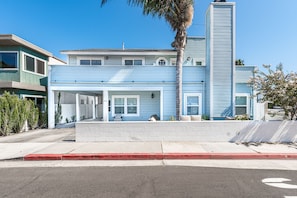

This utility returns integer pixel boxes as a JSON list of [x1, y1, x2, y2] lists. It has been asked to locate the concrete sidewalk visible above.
[[0, 128, 297, 161]]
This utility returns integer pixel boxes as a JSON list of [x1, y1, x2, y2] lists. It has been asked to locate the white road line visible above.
[[262, 178, 297, 189]]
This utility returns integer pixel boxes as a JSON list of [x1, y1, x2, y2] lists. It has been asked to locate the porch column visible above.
[[76, 93, 80, 122], [102, 90, 109, 122], [92, 96, 96, 119], [48, 90, 55, 128]]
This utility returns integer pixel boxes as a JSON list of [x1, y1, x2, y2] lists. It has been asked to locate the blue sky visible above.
[[1, 0, 297, 72]]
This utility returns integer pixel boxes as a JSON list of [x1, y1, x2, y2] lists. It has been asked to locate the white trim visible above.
[[0, 51, 19, 70], [111, 95, 140, 117], [156, 57, 168, 66], [21, 94, 45, 99], [22, 52, 47, 76], [0, 34, 52, 57], [209, 4, 214, 119], [61, 51, 176, 56], [122, 57, 145, 66], [77, 56, 104, 66], [232, 3, 236, 117], [184, 93, 202, 115]]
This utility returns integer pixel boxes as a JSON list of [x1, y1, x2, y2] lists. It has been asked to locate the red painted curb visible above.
[[24, 154, 62, 161], [23, 153, 297, 161]]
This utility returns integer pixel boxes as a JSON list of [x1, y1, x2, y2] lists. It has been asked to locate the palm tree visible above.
[[101, 0, 194, 120]]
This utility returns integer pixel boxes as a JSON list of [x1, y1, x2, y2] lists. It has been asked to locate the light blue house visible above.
[[48, 1, 257, 128]]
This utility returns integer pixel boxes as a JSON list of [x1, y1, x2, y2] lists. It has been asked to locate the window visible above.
[[0, 52, 18, 69], [235, 95, 249, 115], [122, 58, 144, 66], [24, 54, 46, 75], [195, 61, 202, 66], [79, 59, 102, 66], [112, 95, 139, 116], [184, 93, 202, 115], [156, 57, 168, 66], [193, 58, 205, 66]]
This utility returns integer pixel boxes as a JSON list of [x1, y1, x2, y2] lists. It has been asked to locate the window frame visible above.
[[184, 93, 202, 115], [235, 94, 250, 116], [23, 53, 46, 76], [77, 56, 104, 66], [122, 57, 145, 66], [0, 51, 19, 70], [156, 57, 168, 66], [111, 95, 140, 116]]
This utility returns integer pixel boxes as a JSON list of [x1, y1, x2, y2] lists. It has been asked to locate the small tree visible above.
[[235, 59, 245, 66], [249, 64, 297, 120], [55, 92, 63, 124]]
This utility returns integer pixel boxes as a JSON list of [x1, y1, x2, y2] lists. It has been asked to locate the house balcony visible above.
[[49, 65, 206, 87]]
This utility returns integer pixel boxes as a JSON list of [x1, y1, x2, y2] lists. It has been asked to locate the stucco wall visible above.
[[76, 121, 297, 143]]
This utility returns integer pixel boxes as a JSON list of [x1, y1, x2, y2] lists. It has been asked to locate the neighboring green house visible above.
[[0, 34, 64, 111]]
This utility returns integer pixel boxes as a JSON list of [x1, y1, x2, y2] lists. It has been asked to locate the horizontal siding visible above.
[[184, 37, 206, 64], [236, 66, 255, 83], [211, 4, 234, 118]]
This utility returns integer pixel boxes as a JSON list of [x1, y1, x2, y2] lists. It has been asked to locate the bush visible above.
[[27, 100, 39, 130], [0, 92, 41, 136], [235, 114, 249, 120]]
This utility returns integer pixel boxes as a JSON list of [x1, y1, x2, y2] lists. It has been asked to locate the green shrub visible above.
[[0, 92, 41, 136], [27, 100, 39, 130], [235, 114, 249, 120]]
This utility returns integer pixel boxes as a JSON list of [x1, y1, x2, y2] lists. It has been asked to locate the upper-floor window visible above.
[[122, 58, 144, 66], [0, 52, 18, 69], [193, 58, 205, 66], [79, 59, 102, 66], [156, 57, 168, 66], [24, 54, 46, 75], [77, 56, 104, 66]]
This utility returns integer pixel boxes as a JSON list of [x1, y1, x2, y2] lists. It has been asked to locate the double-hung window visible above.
[[184, 93, 202, 115], [112, 95, 139, 116], [24, 54, 46, 75], [0, 52, 18, 69], [235, 94, 249, 115]]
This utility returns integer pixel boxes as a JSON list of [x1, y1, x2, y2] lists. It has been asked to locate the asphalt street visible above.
[[0, 166, 297, 198]]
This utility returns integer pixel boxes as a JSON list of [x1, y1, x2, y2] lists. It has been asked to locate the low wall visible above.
[[76, 121, 297, 143]]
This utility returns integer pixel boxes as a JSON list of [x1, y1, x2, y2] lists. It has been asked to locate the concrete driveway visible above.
[[0, 128, 75, 143]]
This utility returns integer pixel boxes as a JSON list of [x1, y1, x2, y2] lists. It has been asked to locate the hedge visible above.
[[0, 92, 40, 136]]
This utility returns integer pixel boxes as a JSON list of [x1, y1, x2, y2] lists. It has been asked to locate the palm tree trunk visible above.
[[174, 28, 187, 121], [176, 48, 184, 120]]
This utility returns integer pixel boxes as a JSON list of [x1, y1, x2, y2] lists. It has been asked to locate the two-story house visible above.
[[47, 1, 257, 128], [0, 34, 65, 111]]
